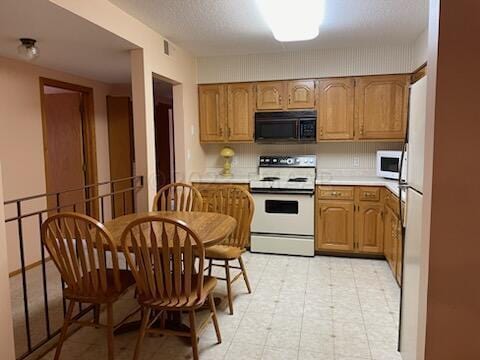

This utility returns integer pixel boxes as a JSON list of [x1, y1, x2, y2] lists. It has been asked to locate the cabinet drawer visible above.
[[358, 187, 381, 201], [317, 186, 354, 200]]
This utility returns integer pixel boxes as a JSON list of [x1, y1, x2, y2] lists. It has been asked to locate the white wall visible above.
[[197, 45, 415, 84], [413, 28, 428, 70], [201, 142, 403, 177]]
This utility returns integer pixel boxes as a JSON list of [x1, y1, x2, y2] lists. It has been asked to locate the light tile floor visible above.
[[39, 253, 401, 360]]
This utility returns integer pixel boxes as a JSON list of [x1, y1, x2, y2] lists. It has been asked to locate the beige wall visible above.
[[50, 0, 206, 211], [0, 164, 15, 360], [0, 56, 117, 272]]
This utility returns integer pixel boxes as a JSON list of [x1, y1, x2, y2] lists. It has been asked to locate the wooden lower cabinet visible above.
[[316, 201, 354, 252], [315, 186, 384, 255], [356, 202, 384, 254], [383, 189, 403, 285]]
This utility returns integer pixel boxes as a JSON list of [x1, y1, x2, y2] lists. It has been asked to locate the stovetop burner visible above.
[[288, 177, 308, 182], [261, 176, 280, 181]]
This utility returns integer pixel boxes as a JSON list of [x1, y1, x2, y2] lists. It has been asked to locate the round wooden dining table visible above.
[[103, 211, 237, 249], [102, 211, 237, 336]]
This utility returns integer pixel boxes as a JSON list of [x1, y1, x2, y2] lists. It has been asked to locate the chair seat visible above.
[[205, 245, 245, 260], [139, 276, 217, 309], [64, 269, 135, 303]]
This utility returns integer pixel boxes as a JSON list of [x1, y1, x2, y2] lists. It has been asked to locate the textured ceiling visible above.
[[108, 0, 428, 57], [0, 0, 137, 83]]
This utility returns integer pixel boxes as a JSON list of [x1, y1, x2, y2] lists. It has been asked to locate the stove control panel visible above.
[[259, 155, 316, 168]]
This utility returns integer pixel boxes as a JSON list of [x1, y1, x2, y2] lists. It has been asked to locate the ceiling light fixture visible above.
[[17, 38, 40, 60], [256, 0, 325, 42]]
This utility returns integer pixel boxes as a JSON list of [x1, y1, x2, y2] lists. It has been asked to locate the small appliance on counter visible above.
[[254, 110, 316, 143], [376, 150, 407, 181], [249, 155, 316, 256]]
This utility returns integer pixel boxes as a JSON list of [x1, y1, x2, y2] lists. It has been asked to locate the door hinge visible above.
[[82, 163, 87, 173]]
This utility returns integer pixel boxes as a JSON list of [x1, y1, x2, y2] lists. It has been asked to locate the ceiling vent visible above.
[[163, 40, 170, 56]]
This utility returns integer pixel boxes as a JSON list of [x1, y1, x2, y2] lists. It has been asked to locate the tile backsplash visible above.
[[202, 142, 403, 176]]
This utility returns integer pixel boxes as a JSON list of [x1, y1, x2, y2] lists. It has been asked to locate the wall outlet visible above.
[[353, 157, 360, 167], [187, 149, 191, 160], [191, 125, 195, 136]]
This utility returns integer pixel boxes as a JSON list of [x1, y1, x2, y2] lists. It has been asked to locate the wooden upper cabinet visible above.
[[316, 201, 354, 252], [287, 80, 315, 109], [256, 81, 285, 110], [355, 75, 409, 140], [227, 83, 254, 142], [356, 202, 384, 254], [199, 84, 226, 142], [317, 78, 355, 140]]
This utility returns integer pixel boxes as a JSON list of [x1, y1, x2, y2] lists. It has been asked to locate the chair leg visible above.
[[106, 303, 114, 360], [208, 259, 213, 277], [134, 307, 151, 360], [93, 304, 101, 326], [224, 260, 234, 315], [188, 311, 199, 360], [208, 293, 222, 344], [54, 300, 76, 360], [238, 256, 252, 294]]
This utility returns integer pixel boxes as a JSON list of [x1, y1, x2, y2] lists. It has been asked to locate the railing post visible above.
[[0, 164, 16, 359]]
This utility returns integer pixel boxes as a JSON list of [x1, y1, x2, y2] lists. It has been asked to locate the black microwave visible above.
[[254, 111, 317, 143]]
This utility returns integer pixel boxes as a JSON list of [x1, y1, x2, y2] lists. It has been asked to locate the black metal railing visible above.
[[3, 175, 143, 360]]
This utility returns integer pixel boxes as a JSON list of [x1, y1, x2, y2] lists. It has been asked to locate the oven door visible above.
[[255, 119, 298, 142], [251, 192, 314, 236]]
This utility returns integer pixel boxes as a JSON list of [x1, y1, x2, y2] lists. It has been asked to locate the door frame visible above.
[[39, 77, 99, 217]]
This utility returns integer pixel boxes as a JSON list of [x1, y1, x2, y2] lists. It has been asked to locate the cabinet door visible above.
[[317, 78, 354, 140], [287, 80, 315, 109], [357, 203, 384, 254], [256, 81, 285, 110], [383, 207, 396, 271], [316, 201, 354, 252], [199, 84, 226, 142], [227, 83, 254, 142], [395, 214, 403, 285], [355, 75, 409, 140]]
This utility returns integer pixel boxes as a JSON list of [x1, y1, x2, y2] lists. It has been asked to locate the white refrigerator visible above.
[[399, 76, 428, 360]]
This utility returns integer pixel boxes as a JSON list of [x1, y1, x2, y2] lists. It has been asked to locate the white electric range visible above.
[[249, 155, 316, 256]]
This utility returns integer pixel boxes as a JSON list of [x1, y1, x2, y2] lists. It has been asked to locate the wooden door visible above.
[[227, 83, 254, 142], [357, 203, 384, 254], [44, 93, 86, 213], [317, 78, 355, 140], [316, 201, 354, 252], [355, 75, 409, 140], [107, 96, 134, 218], [287, 80, 315, 109], [256, 81, 285, 110], [199, 84, 226, 142]]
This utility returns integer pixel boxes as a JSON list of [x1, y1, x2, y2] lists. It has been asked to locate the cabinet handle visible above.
[[319, 127, 324, 136], [228, 127, 231, 138], [279, 95, 282, 105], [219, 127, 223, 136], [360, 124, 364, 135], [288, 94, 292, 104]]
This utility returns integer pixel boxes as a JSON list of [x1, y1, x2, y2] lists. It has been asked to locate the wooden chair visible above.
[[120, 216, 221, 360], [203, 186, 255, 315], [152, 182, 203, 211], [41, 212, 135, 360]]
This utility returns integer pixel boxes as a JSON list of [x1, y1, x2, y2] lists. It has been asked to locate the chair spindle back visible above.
[[41, 212, 121, 299], [120, 216, 205, 307], [152, 183, 203, 212]]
